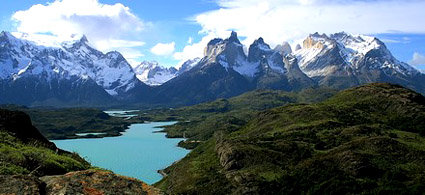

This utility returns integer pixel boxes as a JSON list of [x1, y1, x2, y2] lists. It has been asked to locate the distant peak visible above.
[[251, 37, 270, 50], [310, 32, 329, 39], [256, 37, 265, 44], [140, 60, 159, 66], [80, 35, 89, 43], [330, 32, 354, 40], [230, 31, 237, 38], [295, 44, 302, 51], [106, 50, 122, 56], [207, 38, 223, 46], [0, 31, 12, 38], [67, 34, 91, 49], [228, 31, 241, 44], [333, 31, 349, 36]]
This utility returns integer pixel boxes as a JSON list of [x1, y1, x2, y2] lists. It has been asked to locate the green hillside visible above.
[[156, 83, 425, 194], [144, 88, 336, 148], [0, 109, 90, 176]]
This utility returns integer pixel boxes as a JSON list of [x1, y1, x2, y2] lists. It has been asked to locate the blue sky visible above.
[[1, 0, 425, 70]]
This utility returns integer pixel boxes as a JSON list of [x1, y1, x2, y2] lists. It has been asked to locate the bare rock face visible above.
[[0, 175, 46, 194], [0, 170, 161, 195], [40, 170, 162, 195]]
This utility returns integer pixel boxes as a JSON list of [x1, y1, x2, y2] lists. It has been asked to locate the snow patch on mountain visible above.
[[133, 61, 178, 86], [132, 58, 201, 86], [0, 31, 138, 96], [294, 32, 419, 77], [177, 58, 200, 74]]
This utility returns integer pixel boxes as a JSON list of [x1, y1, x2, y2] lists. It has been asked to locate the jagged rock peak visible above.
[[295, 44, 302, 51], [0, 31, 20, 44], [80, 35, 89, 43], [303, 32, 333, 49], [252, 37, 271, 49], [0, 31, 9, 38], [310, 32, 329, 39], [248, 37, 272, 62], [275, 41, 292, 56], [228, 31, 241, 44], [207, 38, 223, 46], [255, 37, 265, 44]]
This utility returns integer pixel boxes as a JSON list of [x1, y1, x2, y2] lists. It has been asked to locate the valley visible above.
[[2, 0, 425, 194], [155, 83, 425, 194], [1, 21, 425, 195], [1, 83, 425, 194]]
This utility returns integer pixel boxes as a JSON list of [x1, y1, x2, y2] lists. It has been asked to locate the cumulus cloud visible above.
[[151, 42, 176, 56], [410, 52, 425, 67], [173, 33, 219, 62], [11, 0, 150, 65], [175, 0, 425, 61]]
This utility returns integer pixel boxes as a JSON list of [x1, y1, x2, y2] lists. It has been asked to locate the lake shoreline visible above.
[[53, 121, 190, 185]]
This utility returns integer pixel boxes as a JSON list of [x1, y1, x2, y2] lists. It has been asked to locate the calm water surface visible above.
[[53, 121, 189, 184]]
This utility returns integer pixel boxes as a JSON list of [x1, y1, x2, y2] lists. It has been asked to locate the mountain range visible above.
[[1, 30, 424, 107], [132, 58, 199, 86]]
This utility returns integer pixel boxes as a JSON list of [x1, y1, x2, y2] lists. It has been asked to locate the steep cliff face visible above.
[[0, 109, 54, 147]]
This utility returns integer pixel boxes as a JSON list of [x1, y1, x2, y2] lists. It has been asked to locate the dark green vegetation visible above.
[[0, 109, 90, 176], [156, 83, 425, 194], [0, 105, 141, 140], [0, 109, 160, 194], [142, 88, 337, 149]]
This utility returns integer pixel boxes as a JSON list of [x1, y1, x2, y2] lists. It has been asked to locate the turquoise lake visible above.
[[52, 121, 189, 184]]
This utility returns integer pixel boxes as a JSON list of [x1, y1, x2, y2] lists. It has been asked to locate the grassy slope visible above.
[[0, 109, 91, 176], [143, 88, 336, 148], [157, 83, 425, 194], [0, 130, 90, 176]]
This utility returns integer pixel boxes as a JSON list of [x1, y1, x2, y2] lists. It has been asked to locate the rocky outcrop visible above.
[[0, 175, 46, 194], [215, 136, 244, 171], [0, 109, 55, 148], [41, 170, 161, 195], [0, 170, 161, 195]]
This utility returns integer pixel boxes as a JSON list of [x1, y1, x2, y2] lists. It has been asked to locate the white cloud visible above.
[[380, 37, 411, 44], [187, 37, 193, 44], [151, 42, 176, 56], [410, 52, 425, 67], [11, 0, 150, 64], [173, 33, 219, 63], [175, 0, 425, 61]]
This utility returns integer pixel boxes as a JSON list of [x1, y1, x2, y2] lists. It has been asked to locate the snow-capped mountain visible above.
[[152, 31, 314, 105], [294, 32, 421, 89], [247, 37, 315, 90], [61, 35, 141, 96], [0, 31, 146, 106], [1, 30, 424, 107], [133, 58, 201, 86], [133, 61, 177, 86], [152, 32, 255, 105], [202, 31, 259, 77], [176, 57, 200, 75]]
